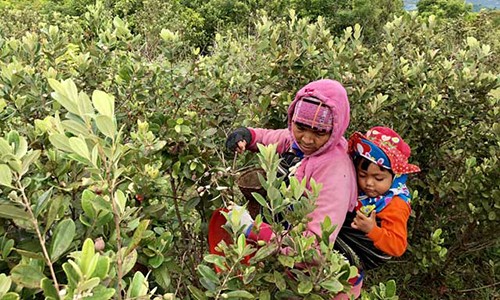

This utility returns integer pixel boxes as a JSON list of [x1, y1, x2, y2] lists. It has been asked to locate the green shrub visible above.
[[417, 0, 473, 19], [0, 1, 498, 299]]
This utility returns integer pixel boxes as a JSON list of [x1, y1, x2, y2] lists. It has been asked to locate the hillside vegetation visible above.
[[0, 0, 498, 299]]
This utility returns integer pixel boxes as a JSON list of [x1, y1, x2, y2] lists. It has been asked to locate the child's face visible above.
[[292, 122, 331, 155], [357, 162, 393, 198]]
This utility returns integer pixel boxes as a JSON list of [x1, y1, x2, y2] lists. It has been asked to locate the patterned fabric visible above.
[[357, 174, 410, 214], [349, 126, 419, 213], [349, 127, 421, 174], [292, 96, 333, 132], [354, 138, 391, 169]]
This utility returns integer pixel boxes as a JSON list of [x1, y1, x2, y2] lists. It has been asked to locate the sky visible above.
[[404, 0, 500, 11]]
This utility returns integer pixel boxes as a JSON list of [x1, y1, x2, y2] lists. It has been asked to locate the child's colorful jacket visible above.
[[246, 79, 358, 243], [365, 196, 410, 256]]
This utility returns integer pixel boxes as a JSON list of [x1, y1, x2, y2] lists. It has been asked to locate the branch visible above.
[[456, 282, 499, 293], [17, 181, 61, 298]]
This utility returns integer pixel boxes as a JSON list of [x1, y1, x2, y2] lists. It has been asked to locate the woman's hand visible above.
[[351, 210, 376, 234], [226, 127, 252, 153], [235, 140, 247, 153]]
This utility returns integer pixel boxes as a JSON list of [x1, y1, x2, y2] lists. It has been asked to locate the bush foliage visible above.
[[0, 0, 498, 299]]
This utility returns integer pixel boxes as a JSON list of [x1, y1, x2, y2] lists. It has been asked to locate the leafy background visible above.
[[0, 0, 498, 299]]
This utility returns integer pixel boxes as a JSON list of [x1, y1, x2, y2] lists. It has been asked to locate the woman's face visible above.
[[292, 122, 331, 155]]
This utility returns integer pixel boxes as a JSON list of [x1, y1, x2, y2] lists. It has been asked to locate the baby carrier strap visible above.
[[334, 211, 392, 270]]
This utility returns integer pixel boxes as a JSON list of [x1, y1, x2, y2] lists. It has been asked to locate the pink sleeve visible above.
[[247, 128, 292, 154], [304, 156, 357, 244]]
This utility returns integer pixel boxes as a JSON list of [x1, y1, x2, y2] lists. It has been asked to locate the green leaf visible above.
[[80, 239, 97, 277], [0, 140, 12, 158], [95, 115, 116, 139], [385, 279, 396, 296], [78, 277, 100, 291], [184, 197, 201, 212], [349, 266, 358, 278], [126, 219, 150, 256], [127, 272, 148, 298], [274, 271, 286, 291], [148, 253, 164, 268], [6, 160, 20, 174], [69, 137, 90, 160], [152, 265, 171, 290], [278, 255, 295, 268], [14, 249, 44, 260], [0, 203, 29, 220], [45, 195, 66, 232], [0, 98, 6, 113], [242, 266, 256, 285], [203, 254, 227, 271], [20, 150, 40, 177], [237, 233, 246, 256], [11, 135, 27, 159], [200, 277, 216, 292], [258, 290, 271, 300], [202, 128, 217, 137], [0, 165, 13, 188], [77, 91, 94, 116], [187, 285, 207, 300], [114, 190, 126, 215], [92, 195, 113, 213], [91, 256, 110, 279], [49, 133, 73, 153], [222, 290, 255, 299], [6, 131, 20, 150], [298, 280, 313, 294], [81, 190, 96, 219], [92, 90, 114, 117], [197, 265, 220, 285], [0, 274, 12, 295], [321, 216, 334, 244], [1, 292, 20, 300], [48, 78, 79, 115], [250, 242, 278, 262], [41, 278, 58, 300], [320, 279, 344, 293], [121, 248, 138, 276], [62, 120, 89, 136], [33, 188, 53, 218], [82, 286, 115, 300], [62, 261, 81, 288], [251, 192, 268, 209], [1, 239, 14, 259], [50, 219, 75, 261], [10, 265, 45, 289]]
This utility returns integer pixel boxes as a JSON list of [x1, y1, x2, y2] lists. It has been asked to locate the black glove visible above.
[[225, 127, 252, 152]]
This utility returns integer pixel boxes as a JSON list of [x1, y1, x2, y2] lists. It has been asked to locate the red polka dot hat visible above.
[[348, 126, 421, 174]]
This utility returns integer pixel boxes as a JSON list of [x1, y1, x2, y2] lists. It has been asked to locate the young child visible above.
[[346, 126, 420, 262]]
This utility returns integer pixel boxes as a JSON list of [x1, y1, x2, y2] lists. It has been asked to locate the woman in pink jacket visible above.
[[221, 79, 361, 298]]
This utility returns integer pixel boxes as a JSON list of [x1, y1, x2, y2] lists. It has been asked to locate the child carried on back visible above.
[[335, 126, 421, 270]]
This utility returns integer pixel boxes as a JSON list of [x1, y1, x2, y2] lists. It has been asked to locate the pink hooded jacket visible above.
[[246, 79, 358, 243]]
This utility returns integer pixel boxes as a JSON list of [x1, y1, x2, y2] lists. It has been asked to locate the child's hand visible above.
[[351, 210, 376, 234]]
